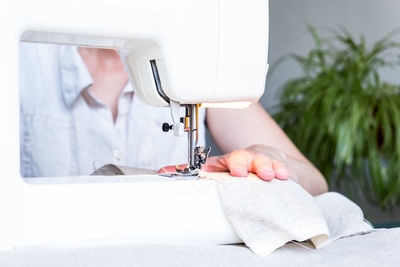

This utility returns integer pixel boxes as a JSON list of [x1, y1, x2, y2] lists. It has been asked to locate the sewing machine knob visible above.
[[162, 123, 173, 132]]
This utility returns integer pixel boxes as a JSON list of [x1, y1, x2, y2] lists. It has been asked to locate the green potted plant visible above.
[[273, 26, 400, 210]]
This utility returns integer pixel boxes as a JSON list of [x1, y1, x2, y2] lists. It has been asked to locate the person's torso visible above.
[[19, 43, 206, 177]]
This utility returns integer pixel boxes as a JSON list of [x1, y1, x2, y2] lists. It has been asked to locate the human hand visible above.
[[158, 147, 291, 181]]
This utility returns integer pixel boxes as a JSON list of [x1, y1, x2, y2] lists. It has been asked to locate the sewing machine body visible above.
[[0, 0, 268, 249], [19, 0, 269, 106]]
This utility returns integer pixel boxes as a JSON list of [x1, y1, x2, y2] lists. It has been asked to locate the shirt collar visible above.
[[59, 46, 93, 107], [123, 80, 134, 94], [59, 46, 134, 107]]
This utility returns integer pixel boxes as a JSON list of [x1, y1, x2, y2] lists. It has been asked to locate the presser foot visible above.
[[158, 167, 200, 178]]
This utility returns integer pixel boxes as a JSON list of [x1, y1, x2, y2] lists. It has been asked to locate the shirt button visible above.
[[113, 149, 124, 161]]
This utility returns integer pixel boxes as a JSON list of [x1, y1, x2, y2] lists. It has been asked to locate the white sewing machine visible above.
[[0, 0, 268, 249]]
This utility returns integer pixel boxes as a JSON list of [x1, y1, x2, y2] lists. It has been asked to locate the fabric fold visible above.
[[199, 171, 373, 257]]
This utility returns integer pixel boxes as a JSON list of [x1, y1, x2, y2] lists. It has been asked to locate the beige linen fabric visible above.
[[200, 171, 373, 256]]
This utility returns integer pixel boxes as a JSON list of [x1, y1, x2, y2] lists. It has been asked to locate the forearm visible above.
[[247, 144, 328, 196]]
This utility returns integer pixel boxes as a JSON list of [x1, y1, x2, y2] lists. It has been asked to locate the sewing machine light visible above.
[[200, 101, 252, 109]]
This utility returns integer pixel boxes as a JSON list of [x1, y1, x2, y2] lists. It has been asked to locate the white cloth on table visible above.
[[200, 171, 373, 256]]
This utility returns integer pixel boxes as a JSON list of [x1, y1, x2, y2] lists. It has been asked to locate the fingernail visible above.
[[232, 167, 248, 177], [258, 168, 274, 181], [276, 169, 290, 179]]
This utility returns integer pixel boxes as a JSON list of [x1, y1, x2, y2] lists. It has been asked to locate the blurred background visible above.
[[265, 0, 400, 109], [207, 0, 400, 225]]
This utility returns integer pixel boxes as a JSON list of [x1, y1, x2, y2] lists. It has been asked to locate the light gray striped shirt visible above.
[[20, 43, 206, 177]]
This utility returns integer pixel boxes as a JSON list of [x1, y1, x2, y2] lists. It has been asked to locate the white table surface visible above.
[[1, 228, 400, 267]]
